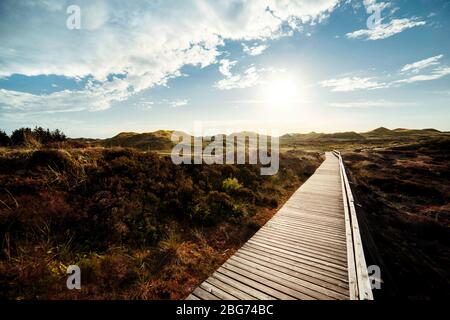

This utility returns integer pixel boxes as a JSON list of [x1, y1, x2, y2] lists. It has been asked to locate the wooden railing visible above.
[[333, 151, 373, 300]]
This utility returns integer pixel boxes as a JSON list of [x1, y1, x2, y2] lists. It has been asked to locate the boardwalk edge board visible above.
[[333, 150, 374, 300]]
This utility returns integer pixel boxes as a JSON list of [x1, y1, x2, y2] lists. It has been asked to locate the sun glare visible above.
[[262, 74, 302, 110]]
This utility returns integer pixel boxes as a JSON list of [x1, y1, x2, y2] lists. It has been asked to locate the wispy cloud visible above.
[[395, 66, 450, 84], [218, 59, 238, 78], [242, 43, 269, 56], [170, 99, 188, 108], [346, 18, 426, 40], [214, 66, 264, 90], [400, 55, 444, 73], [330, 100, 414, 108], [320, 77, 387, 92], [363, 0, 392, 11], [322, 54, 450, 92], [395, 54, 450, 83], [0, 76, 131, 114]]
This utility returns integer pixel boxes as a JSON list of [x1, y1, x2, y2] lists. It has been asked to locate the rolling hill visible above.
[[89, 127, 448, 151], [99, 130, 180, 151]]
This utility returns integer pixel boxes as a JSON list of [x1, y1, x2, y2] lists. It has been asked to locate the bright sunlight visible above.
[[261, 73, 302, 110]]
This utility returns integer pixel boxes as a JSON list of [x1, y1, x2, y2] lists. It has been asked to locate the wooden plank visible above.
[[220, 263, 311, 300], [269, 217, 346, 234], [255, 228, 349, 254], [253, 230, 349, 259], [216, 267, 296, 300], [265, 221, 348, 241], [205, 277, 255, 300], [274, 211, 345, 224], [277, 209, 345, 221], [259, 225, 348, 247], [228, 256, 349, 300], [234, 250, 350, 291], [277, 210, 344, 223], [266, 221, 346, 238], [211, 272, 275, 300], [199, 282, 238, 300], [250, 235, 348, 264], [192, 287, 220, 300], [285, 201, 343, 211], [268, 215, 346, 233], [241, 244, 350, 281], [283, 204, 344, 217], [245, 239, 348, 272]]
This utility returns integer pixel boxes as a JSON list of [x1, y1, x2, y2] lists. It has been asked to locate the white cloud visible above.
[[330, 100, 414, 108], [135, 99, 154, 110], [242, 43, 269, 56], [346, 18, 426, 40], [396, 54, 450, 84], [218, 59, 238, 77], [0, 0, 340, 114], [363, 0, 391, 11], [134, 98, 188, 109], [214, 66, 264, 90], [395, 66, 450, 84], [321, 54, 450, 93], [320, 77, 387, 92], [401, 55, 444, 73], [170, 99, 188, 108], [0, 77, 130, 114]]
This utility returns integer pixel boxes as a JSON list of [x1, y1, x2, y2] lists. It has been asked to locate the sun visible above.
[[262, 74, 300, 110]]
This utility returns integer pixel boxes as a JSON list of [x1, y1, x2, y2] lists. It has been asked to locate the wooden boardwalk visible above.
[[187, 152, 373, 300]]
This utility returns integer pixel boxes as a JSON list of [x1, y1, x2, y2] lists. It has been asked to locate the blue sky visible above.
[[0, 0, 449, 138]]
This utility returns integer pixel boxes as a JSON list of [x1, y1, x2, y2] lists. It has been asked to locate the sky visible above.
[[0, 0, 449, 138]]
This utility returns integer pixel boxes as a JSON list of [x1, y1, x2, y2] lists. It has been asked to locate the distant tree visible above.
[[51, 128, 67, 142], [11, 127, 34, 146], [32, 127, 50, 144], [10, 127, 67, 146], [0, 130, 11, 146]]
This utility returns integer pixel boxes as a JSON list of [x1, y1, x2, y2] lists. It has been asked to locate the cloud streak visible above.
[[395, 66, 450, 84], [321, 54, 450, 92], [330, 100, 415, 108], [214, 66, 265, 90], [400, 55, 444, 73], [346, 18, 426, 40], [320, 77, 387, 92]]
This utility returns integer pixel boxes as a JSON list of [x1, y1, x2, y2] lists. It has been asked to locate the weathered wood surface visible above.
[[187, 152, 373, 300]]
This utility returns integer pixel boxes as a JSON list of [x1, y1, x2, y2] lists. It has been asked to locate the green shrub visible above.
[[222, 177, 243, 194]]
